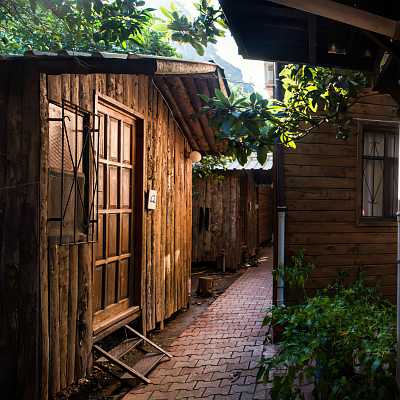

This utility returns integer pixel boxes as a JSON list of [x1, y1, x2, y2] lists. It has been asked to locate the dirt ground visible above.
[[58, 263, 254, 400]]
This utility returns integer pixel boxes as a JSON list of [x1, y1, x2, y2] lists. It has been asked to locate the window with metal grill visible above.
[[361, 124, 399, 219]]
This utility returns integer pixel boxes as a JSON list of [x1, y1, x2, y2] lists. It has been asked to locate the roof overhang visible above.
[[0, 51, 229, 153], [219, 0, 400, 72]]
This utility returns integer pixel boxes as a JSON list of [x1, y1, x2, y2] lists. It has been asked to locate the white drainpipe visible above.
[[397, 210, 400, 386], [277, 206, 287, 306]]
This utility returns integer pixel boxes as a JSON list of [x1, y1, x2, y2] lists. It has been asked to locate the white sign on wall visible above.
[[147, 189, 157, 210]]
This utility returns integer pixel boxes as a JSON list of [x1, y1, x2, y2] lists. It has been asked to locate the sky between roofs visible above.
[[151, 0, 267, 95]]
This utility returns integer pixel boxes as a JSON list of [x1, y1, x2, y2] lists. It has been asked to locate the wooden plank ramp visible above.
[[93, 325, 172, 384]]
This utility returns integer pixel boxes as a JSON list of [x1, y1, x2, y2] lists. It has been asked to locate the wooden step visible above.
[[93, 344, 151, 384], [97, 337, 143, 362], [93, 325, 172, 384]]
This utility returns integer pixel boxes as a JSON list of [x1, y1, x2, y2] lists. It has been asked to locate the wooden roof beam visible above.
[[267, 0, 400, 40], [154, 77, 201, 151], [167, 76, 211, 152], [154, 58, 217, 75], [181, 76, 218, 153]]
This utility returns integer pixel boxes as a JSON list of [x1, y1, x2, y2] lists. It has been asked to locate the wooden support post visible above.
[[39, 73, 50, 400], [76, 242, 93, 378], [59, 246, 69, 389], [67, 244, 78, 385], [49, 245, 61, 397]]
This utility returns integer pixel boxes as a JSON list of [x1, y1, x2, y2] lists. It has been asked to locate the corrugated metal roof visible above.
[[225, 153, 273, 170], [0, 50, 229, 154]]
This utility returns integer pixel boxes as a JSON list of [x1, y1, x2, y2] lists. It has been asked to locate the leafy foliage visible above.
[[273, 250, 314, 292], [259, 279, 398, 400], [192, 154, 233, 180], [0, 0, 155, 53], [128, 29, 179, 57], [200, 65, 367, 165], [159, 0, 227, 56], [0, 0, 226, 56]]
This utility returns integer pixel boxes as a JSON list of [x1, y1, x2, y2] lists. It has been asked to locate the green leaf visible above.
[[256, 146, 269, 165], [159, 6, 173, 19]]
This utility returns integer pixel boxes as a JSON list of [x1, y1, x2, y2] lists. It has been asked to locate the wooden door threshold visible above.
[[93, 306, 141, 343]]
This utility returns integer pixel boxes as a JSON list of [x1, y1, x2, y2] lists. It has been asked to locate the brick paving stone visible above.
[[123, 247, 274, 400], [150, 391, 176, 400], [161, 374, 190, 384], [214, 394, 241, 400], [194, 379, 221, 389], [220, 377, 246, 387], [169, 382, 196, 392], [230, 383, 256, 394], [176, 388, 205, 399], [203, 385, 231, 396], [124, 393, 152, 400]]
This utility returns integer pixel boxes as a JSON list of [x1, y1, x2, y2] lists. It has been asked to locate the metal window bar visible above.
[[48, 99, 100, 245], [362, 128, 398, 218]]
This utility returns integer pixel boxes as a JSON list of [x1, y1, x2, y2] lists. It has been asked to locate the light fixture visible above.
[[189, 151, 202, 163], [364, 49, 372, 58], [328, 43, 337, 54], [328, 43, 346, 55]]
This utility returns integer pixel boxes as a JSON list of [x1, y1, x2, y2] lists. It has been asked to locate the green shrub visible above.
[[273, 250, 314, 291], [259, 279, 398, 399]]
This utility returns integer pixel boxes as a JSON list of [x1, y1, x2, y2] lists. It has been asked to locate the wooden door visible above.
[[93, 96, 139, 333]]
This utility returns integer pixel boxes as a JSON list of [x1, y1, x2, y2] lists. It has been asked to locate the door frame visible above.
[[93, 92, 146, 340]]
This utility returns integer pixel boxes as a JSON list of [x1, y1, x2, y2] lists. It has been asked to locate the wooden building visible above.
[[0, 52, 228, 400], [192, 155, 273, 272], [275, 92, 399, 303], [219, 0, 400, 305]]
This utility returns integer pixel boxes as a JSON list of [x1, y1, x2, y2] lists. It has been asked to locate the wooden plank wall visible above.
[[193, 174, 240, 271], [257, 185, 273, 245], [44, 73, 192, 330], [47, 243, 92, 398], [0, 66, 42, 399], [241, 172, 258, 259], [40, 73, 192, 396], [192, 171, 264, 271], [283, 92, 399, 303]]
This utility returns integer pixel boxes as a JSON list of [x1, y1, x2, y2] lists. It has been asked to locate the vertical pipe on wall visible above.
[[274, 62, 286, 306], [397, 129, 400, 387], [277, 206, 286, 305], [397, 213, 400, 386]]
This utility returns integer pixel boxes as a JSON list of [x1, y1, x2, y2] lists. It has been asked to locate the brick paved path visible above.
[[124, 248, 274, 400]]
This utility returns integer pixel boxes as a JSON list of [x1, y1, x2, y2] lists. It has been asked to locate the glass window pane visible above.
[[362, 126, 399, 218], [363, 159, 384, 217], [363, 131, 385, 157]]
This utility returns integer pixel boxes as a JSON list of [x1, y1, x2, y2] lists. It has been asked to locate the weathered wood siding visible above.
[[257, 185, 273, 245], [44, 72, 193, 329], [193, 171, 266, 271], [0, 70, 193, 399], [46, 242, 93, 397], [0, 66, 42, 399], [282, 92, 399, 303]]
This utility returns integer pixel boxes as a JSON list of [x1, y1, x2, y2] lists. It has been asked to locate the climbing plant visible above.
[[200, 65, 367, 165]]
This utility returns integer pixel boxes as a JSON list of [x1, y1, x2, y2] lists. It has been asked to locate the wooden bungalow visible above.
[[219, 0, 400, 306], [0, 52, 228, 399], [276, 91, 400, 303], [192, 155, 273, 272]]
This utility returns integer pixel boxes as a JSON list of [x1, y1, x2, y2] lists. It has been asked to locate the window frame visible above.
[[47, 100, 93, 243], [357, 120, 400, 226]]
